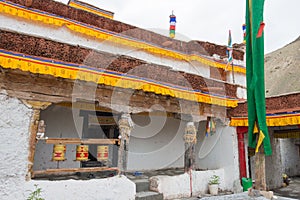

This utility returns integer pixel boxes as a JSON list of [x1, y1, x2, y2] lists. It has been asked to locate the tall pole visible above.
[[232, 62, 235, 84]]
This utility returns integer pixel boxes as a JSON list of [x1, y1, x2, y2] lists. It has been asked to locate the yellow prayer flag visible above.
[[255, 130, 265, 153], [253, 122, 259, 134]]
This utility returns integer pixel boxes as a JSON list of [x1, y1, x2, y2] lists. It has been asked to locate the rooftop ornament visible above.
[[169, 11, 176, 39]]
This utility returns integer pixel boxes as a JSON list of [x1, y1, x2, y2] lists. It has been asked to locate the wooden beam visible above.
[[45, 138, 120, 145], [32, 167, 119, 177], [1, 68, 226, 116]]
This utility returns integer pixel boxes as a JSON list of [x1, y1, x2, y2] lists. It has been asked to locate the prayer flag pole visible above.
[[245, 0, 271, 190]]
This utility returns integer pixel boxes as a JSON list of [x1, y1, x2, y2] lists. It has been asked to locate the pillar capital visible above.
[[184, 122, 197, 144], [118, 113, 134, 138], [23, 100, 52, 110]]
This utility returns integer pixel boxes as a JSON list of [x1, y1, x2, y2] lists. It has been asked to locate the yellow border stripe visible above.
[[0, 1, 246, 74], [0, 50, 238, 107], [230, 113, 300, 127]]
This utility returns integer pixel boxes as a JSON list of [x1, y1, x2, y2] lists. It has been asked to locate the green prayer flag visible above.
[[245, 0, 272, 156]]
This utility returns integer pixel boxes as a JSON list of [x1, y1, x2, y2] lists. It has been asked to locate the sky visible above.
[[59, 0, 300, 54]]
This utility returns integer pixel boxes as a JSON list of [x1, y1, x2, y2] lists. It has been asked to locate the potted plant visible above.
[[208, 175, 220, 195]]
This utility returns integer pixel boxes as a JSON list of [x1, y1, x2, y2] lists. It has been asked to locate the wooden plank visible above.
[[254, 146, 266, 190], [33, 167, 119, 176], [274, 131, 300, 139], [46, 138, 81, 144], [46, 138, 120, 145], [82, 139, 120, 145], [267, 107, 300, 114]]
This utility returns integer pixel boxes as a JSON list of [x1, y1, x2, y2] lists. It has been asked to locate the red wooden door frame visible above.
[[237, 126, 248, 180]]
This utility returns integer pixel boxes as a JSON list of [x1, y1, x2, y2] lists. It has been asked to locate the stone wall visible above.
[[280, 138, 300, 177], [266, 129, 284, 190], [149, 169, 225, 199], [228, 93, 300, 117], [24, 176, 136, 200], [0, 91, 136, 200], [195, 121, 240, 192], [0, 30, 238, 98], [0, 91, 33, 199]]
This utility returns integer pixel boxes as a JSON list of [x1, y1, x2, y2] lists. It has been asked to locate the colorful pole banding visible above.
[[169, 12, 176, 39], [0, 0, 246, 74], [242, 24, 246, 44], [227, 30, 233, 65]]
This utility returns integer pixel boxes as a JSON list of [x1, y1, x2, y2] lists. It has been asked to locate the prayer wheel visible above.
[[76, 145, 89, 161], [97, 145, 109, 161], [52, 144, 66, 161]]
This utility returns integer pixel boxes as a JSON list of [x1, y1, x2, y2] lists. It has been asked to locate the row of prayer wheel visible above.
[[52, 144, 108, 162]]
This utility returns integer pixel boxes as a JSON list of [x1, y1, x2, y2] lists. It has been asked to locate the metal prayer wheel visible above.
[[52, 144, 66, 161], [76, 145, 89, 161], [97, 145, 109, 161]]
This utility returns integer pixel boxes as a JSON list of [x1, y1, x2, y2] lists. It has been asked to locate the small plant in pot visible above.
[[208, 175, 220, 195]]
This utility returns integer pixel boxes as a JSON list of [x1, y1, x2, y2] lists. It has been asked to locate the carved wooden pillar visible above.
[[184, 122, 197, 172], [117, 113, 134, 175], [254, 146, 267, 190], [24, 101, 51, 180]]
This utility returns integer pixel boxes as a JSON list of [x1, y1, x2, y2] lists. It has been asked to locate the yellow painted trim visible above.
[[0, 50, 238, 108], [230, 113, 300, 127], [0, 1, 246, 74]]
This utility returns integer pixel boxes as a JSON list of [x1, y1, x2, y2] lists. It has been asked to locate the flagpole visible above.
[[232, 60, 235, 84]]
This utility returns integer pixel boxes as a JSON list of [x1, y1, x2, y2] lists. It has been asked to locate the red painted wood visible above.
[[237, 127, 247, 180]]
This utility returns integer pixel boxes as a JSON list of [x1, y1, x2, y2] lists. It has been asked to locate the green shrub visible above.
[[209, 175, 220, 185], [27, 184, 45, 200]]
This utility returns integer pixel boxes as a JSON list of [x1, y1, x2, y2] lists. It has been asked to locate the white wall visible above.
[[0, 91, 33, 199], [266, 129, 284, 190], [0, 14, 237, 81], [227, 71, 246, 87], [237, 87, 247, 99], [127, 114, 186, 170], [0, 92, 136, 199], [150, 169, 225, 199], [34, 105, 84, 171], [280, 138, 300, 177], [195, 121, 240, 191], [24, 176, 135, 200]]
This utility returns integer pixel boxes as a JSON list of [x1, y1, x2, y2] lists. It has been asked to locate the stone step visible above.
[[135, 191, 163, 200], [133, 179, 150, 192]]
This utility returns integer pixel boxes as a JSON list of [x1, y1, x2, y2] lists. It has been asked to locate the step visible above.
[[133, 179, 150, 192], [135, 191, 163, 200]]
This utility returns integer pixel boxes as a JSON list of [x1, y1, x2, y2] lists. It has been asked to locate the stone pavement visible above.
[[127, 169, 300, 200], [273, 176, 300, 199], [175, 192, 297, 200], [175, 177, 300, 200]]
